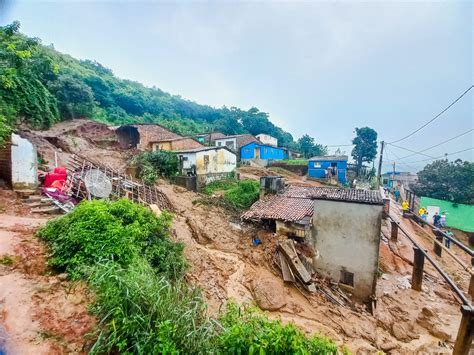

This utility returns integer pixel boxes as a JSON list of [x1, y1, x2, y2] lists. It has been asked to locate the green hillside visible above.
[[0, 21, 297, 148]]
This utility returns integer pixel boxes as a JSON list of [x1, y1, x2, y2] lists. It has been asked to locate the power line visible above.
[[404, 147, 474, 164], [325, 143, 354, 147], [387, 143, 436, 159], [388, 85, 474, 144], [392, 128, 474, 160]]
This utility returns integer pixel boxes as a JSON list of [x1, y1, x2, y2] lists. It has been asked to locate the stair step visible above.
[[26, 201, 54, 208], [31, 206, 62, 214]]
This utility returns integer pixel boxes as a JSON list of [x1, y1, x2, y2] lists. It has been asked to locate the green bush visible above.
[[202, 178, 238, 195], [224, 180, 260, 210], [88, 260, 216, 354], [218, 303, 338, 354], [132, 150, 180, 185], [38, 199, 185, 279]]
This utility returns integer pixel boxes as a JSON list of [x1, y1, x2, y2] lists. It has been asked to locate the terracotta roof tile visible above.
[[283, 186, 383, 205], [241, 195, 314, 222]]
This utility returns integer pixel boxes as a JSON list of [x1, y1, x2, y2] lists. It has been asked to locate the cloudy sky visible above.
[[1, 0, 472, 171]]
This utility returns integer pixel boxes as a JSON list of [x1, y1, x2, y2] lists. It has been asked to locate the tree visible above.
[[49, 74, 95, 119], [297, 134, 327, 158], [412, 159, 474, 205], [351, 127, 378, 175]]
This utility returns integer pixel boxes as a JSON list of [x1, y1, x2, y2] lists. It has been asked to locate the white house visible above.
[[256, 133, 278, 147], [177, 146, 236, 189]]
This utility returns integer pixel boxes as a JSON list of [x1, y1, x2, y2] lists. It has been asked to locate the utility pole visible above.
[[392, 161, 396, 187], [377, 141, 385, 188]]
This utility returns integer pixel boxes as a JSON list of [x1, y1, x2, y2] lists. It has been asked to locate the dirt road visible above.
[[0, 191, 95, 354]]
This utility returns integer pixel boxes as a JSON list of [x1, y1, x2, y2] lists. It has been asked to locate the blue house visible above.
[[240, 142, 285, 161], [308, 155, 348, 184]]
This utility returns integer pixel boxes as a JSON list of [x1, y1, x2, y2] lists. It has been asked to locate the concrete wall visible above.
[[195, 149, 236, 175], [256, 134, 278, 147], [276, 220, 308, 238], [152, 138, 202, 152], [420, 196, 474, 232], [240, 142, 285, 160], [215, 137, 237, 151], [311, 199, 382, 301], [11, 134, 38, 189]]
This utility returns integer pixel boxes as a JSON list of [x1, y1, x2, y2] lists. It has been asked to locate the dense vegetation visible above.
[[132, 150, 180, 185], [38, 199, 338, 353], [412, 159, 474, 205], [0, 21, 317, 151], [203, 178, 260, 210], [351, 127, 378, 174]]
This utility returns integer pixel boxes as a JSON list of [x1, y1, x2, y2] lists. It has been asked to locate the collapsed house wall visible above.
[[151, 138, 203, 151], [311, 199, 382, 301]]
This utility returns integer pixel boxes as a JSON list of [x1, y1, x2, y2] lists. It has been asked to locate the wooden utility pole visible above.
[[390, 221, 399, 242], [453, 305, 473, 355], [377, 141, 385, 188]]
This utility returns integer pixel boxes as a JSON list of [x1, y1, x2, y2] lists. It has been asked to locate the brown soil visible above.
[[0, 191, 96, 354], [10, 118, 469, 353]]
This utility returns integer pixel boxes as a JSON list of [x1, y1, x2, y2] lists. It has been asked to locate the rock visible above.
[[251, 277, 286, 311], [421, 306, 435, 317], [57, 273, 69, 281], [392, 322, 418, 342], [381, 342, 399, 352]]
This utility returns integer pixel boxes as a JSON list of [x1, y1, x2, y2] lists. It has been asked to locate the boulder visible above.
[[251, 277, 286, 311]]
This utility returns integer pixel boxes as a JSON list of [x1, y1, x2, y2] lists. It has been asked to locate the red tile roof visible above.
[[283, 186, 383, 205], [241, 195, 314, 222]]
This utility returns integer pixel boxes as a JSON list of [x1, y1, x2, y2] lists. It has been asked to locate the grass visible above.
[[202, 178, 260, 210], [0, 255, 15, 265], [284, 159, 308, 165], [38, 198, 341, 354]]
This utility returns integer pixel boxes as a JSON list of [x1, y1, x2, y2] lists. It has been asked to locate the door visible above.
[[426, 205, 440, 221], [254, 147, 260, 159]]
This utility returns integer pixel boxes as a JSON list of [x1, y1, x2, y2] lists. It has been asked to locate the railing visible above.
[[387, 213, 473, 354]]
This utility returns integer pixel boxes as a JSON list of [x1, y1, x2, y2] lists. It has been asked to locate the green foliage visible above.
[[285, 159, 309, 165], [38, 199, 185, 280], [132, 150, 180, 185], [351, 127, 378, 174], [202, 178, 238, 195], [412, 159, 474, 205], [224, 180, 260, 210], [88, 260, 215, 354], [0, 114, 12, 147], [297, 134, 327, 158], [218, 303, 338, 354]]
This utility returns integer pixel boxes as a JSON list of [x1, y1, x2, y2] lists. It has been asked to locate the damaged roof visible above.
[[283, 185, 384, 205], [241, 195, 314, 223]]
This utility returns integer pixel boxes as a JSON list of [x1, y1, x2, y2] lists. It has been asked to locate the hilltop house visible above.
[[382, 171, 418, 189], [195, 132, 227, 146], [115, 124, 202, 151], [308, 155, 348, 184], [256, 133, 278, 147], [242, 181, 383, 301], [214, 134, 259, 157], [240, 142, 285, 166], [176, 146, 236, 190]]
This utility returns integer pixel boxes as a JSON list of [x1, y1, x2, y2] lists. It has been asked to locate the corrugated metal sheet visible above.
[[241, 195, 314, 222], [283, 186, 383, 205]]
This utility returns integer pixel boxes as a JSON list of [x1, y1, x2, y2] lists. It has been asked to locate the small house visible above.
[[256, 133, 278, 147], [382, 171, 418, 189], [195, 132, 227, 146], [242, 182, 383, 302], [308, 155, 348, 184], [116, 124, 181, 150], [176, 146, 236, 190], [0, 133, 38, 190], [240, 142, 285, 165], [151, 137, 203, 152], [214, 134, 259, 156]]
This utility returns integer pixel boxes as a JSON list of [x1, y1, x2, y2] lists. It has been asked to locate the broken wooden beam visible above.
[[278, 240, 311, 284]]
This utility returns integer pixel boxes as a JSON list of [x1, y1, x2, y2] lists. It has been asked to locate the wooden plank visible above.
[[278, 251, 296, 282], [278, 240, 312, 284]]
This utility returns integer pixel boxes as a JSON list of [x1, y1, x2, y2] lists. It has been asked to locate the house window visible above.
[[203, 155, 209, 164], [245, 148, 250, 153], [314, 162, 321, 168], [340, 269, 354, 287], [217, 142, 222, 146]]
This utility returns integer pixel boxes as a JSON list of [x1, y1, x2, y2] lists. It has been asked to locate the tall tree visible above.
[[412, 159, 474, 205], [297, 134, 327, 158], [351, 127, 378, 174]]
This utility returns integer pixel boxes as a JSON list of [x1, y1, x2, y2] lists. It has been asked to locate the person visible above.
[[440, 212, 447, 228], [433, 212, 441, 227], [394, 189, 401, 202], [421, 210, 428, 227], [402, 200, 409, 217], [444, 230, 453, 248], [418, 207, 425, 218]]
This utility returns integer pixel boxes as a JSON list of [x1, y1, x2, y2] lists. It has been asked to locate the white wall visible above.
[[311, 199, 382, 301], [11, 133, 37, 189], [195, 148, 236, 175], [215, 137, 237, 150], [256, 134, 277, 147], [179, 152, 197, 171]]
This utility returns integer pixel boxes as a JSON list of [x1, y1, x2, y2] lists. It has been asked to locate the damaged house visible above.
[[116, 124, 202, 151], [243, 180, 384, 301], [176, 146, 236, 191]]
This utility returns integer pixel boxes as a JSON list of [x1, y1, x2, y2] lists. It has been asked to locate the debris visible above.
[[251, 277, 286, 311], [278, 251, 296, 282]]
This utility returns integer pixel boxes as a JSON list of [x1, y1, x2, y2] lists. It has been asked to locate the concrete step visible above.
[[31, 206, 62, 214]]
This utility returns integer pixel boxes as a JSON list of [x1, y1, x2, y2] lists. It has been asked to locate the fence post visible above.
[[453, 305, 473, 355], [433, 230, 443, 257], [411, 247, 425, 291], [469, 272, 474, 302], [390, 221, 398, 242]]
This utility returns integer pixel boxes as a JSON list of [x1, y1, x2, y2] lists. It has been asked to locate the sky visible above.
[[1, 0, 473, 171]]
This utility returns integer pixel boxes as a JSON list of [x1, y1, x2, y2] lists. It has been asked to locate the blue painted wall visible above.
[[240, 142, 285, 160], [308, 160, 347, 184]]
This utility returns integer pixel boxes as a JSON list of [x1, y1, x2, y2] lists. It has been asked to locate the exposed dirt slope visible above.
[[0, 189, 95, 354]]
